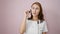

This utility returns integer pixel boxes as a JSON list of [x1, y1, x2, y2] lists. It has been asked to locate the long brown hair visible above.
[[28, 2, 45, 23]]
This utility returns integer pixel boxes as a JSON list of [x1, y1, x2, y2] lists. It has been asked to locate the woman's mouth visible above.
[[33, 13, 36, 14]]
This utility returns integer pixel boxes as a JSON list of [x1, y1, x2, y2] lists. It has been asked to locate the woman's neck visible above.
[[32, 16, 39, 21]]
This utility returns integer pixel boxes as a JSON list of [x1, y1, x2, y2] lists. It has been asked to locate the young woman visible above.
[[20, 2, 48, 34]]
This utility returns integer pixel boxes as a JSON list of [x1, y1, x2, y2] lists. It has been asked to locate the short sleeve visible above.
[[42, 21, 48, 32]]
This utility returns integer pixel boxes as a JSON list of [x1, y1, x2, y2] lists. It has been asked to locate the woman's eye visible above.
[[36, 8, 39, 10], [32, 7, 35, 9], [32, 8, 34, 9]]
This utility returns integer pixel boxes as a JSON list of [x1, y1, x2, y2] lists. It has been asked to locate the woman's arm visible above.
[[42, 21, 48, 34], [19, 11, 28, 34], [19, 10, 29, 34], [42, 32, 46, 34], [19, 16, 26, 34]]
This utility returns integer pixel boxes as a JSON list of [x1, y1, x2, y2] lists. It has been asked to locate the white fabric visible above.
[[24, 19, 48, 34]]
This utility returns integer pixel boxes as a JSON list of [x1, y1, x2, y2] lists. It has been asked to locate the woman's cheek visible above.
[[36, 11, 40, 15]]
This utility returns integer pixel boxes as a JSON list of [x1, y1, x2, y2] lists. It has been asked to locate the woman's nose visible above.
[[34, 9, 36, 12]]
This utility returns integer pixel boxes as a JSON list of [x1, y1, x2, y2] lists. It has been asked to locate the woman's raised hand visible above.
[[24, 10, 31, 18]]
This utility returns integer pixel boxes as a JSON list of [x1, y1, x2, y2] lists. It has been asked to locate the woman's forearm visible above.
[[19, 14, 27, 34], [42, 32, 46, 34]]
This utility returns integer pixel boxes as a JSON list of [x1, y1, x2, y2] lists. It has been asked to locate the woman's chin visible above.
[[33, 15, 37, 17]]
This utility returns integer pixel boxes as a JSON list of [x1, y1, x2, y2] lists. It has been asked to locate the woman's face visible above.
[[31, 4, 40, 17]]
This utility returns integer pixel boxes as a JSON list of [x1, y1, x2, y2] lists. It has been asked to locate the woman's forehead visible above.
[[31, 4, 40, 8]]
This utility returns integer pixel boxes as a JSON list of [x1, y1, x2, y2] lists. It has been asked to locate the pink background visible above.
[[0, 0, 60, 34]]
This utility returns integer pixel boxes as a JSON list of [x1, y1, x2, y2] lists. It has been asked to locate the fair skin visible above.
[[19, 4, 47, 34]]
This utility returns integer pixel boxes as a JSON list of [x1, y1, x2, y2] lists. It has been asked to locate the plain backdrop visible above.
[[0, 0, 60, 34]]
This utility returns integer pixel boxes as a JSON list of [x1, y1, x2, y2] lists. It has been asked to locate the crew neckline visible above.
[[30, 19, 40, 22]]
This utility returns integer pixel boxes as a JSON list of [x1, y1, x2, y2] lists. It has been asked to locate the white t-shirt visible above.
[[24, 19, 48, 34]]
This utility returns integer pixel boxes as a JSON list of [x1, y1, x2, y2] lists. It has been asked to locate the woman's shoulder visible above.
[[40, 20, 46, 23], [43, 20, 47, 23], [42, 20, 47, 25]]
